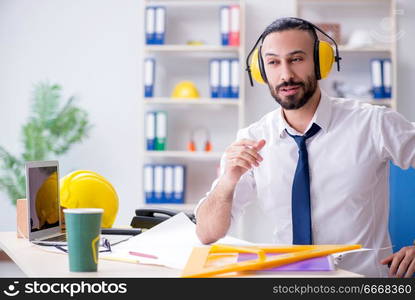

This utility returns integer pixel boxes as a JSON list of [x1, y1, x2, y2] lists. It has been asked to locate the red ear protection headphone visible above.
[[187, 127, 212, 152]]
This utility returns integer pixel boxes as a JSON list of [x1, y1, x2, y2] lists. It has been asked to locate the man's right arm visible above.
[[194, 175, 237, 244], [195, 139, 266, 244]]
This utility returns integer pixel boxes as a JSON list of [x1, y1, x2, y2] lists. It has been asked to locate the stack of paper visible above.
[[102, 213, 373, 274], [101, 213, 251, 269]]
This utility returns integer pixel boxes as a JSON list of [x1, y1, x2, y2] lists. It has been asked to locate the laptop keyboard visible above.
[[42, 234, 67, 242]]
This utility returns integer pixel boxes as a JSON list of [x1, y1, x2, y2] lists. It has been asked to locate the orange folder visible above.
[[182, 244, 361, 278]]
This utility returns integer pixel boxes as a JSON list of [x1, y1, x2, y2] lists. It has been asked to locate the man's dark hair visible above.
[[261, 17, 317, 42]]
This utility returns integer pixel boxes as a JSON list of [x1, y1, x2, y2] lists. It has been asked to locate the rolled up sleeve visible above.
[[194, 127, 258, 225]]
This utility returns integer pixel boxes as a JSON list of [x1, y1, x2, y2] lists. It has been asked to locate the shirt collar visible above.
[[277, 90, 332, 138]]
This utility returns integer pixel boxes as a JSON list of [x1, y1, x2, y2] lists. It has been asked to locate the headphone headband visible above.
[[188, 126, 212, 152], [292, 18, 341, 72]]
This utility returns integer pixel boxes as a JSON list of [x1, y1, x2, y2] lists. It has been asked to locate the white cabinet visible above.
[[141, 0, 246, 210], [295, 0, 398, 109]]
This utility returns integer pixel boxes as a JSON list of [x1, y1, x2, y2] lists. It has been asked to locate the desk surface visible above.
[[0, 232, 363, 278]]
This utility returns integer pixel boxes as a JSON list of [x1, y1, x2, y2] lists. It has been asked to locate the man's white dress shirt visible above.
[[196, 91, 415, 277]]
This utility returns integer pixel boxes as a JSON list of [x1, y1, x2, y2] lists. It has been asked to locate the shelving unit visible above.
[[145, 45, 240, 52], [141, 203, 197, 214], [295, 0, 397, 109], [141, 0, 245, 209], [144, 150, 223, 160], [338, 45, 391, 53], [143, 98, 240, 105]]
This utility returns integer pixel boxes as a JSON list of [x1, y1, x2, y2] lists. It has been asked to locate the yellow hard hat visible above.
[[171, 81, 200, 99], [60, 170, 119, 228], [35, 171, 59, 229]]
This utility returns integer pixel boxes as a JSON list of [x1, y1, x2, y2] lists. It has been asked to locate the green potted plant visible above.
[[0, 82, 91, 205]]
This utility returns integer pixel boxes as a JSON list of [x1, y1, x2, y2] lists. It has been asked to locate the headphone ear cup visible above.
[[187, 141, 196, 152], [257, 45, 267, 83], [318, 41, 335, 79], [250, 48, 267, 84], [204, 141, 212, 152]]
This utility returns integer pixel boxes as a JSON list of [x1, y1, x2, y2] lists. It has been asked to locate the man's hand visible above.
[[380, 245, 415, 278], [223, 139, 266, 184], [195, 138, 266, 244]]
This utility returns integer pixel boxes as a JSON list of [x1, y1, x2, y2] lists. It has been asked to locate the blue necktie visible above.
[[285, 123, 321, 245]]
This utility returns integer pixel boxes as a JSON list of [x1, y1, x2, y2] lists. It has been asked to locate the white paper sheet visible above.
[[103, 213, 383, 271], [103, 213, 252, 269], [332, 246, 393, 265]]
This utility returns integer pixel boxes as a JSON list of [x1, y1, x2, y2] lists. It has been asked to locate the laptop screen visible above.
[[26, 161, 60, 234]]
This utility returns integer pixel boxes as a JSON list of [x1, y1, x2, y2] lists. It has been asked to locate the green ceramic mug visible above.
[[63, 208, 103, 272]]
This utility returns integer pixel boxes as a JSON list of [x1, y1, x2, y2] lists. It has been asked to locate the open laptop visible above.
[[26, 160, 67, 245], [26, 160, 135, 246]]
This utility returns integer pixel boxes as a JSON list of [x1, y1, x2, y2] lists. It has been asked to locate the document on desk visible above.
[[102, 213, 252, 269]]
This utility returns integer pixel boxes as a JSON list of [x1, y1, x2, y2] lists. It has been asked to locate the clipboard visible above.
[[182, 244, 361, 278]]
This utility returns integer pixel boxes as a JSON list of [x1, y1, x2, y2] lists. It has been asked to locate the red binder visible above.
[[229, 5, 240, 46]]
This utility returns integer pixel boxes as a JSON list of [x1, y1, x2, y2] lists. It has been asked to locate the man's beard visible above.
[[269, 75, 317, 110]]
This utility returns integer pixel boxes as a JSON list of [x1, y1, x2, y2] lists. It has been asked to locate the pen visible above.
[[129, 251, 158, 259]]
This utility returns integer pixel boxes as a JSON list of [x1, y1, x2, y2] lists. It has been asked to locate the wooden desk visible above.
[[0, 232, 363, 278]]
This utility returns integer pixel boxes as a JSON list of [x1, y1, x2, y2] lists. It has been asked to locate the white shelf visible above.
[[145, 0, 241, 6], [296, 0, 390, 5], [144, 45, 240, 53], [144, 97, 240, 105], [141, 203, 197, 213], [338, 45, 392, 53], [364, 99, 392, 106], [342, 99, 392, 106], [144, 151, 223, 159]]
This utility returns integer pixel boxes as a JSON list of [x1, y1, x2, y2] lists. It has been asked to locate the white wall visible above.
[[0, 1, 414, 242], [0, 0, 142, 230], [396, 0, 415, 119], [0, 0, 289, 232]]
